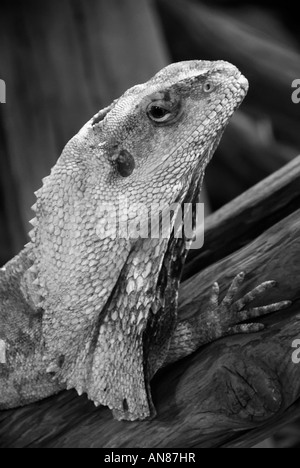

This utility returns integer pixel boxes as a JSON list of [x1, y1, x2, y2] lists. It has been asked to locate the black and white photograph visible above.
[[0, 0, 300, 450]]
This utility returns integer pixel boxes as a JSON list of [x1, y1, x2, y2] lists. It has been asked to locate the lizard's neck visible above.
[[16, 140, 209, 420]]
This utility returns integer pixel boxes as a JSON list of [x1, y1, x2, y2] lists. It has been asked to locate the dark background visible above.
[[0, 0, 299, 447]]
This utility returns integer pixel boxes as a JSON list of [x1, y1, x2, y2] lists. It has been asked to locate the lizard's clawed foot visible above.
[[205, 272, 291, 340]]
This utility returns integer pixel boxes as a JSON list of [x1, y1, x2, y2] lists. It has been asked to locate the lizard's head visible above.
[[71, 60, 248, 208], [26, 61, 248, 421]]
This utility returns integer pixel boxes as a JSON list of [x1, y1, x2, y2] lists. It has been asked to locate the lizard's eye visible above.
[[204, 82, 214, 93], [147, 104, 172, 123]]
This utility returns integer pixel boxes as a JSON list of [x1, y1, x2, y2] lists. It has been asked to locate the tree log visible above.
[[1, 156, 300, 448], [203, 111, 297, 209], [185, 154, 300, 280]]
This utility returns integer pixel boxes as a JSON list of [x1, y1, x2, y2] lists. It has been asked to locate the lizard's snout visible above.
[[236, 74, 249, 93], [211, 61, 248, 88], [217, 62, 249, 97]]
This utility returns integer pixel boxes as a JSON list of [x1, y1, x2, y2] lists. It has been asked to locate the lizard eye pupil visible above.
[[148, 105, 171, 122], [204, 82, 213, 93]]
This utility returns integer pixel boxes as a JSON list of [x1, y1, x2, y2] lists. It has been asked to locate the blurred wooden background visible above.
[[0, 0, 299, 447]]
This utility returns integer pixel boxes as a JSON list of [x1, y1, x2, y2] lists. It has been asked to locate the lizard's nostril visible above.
[[213, 61, 238, 74]]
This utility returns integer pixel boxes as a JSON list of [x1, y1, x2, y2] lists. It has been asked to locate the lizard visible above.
[[0, 60, 291, 421]]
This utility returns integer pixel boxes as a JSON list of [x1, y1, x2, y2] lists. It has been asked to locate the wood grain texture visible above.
[[0, 158, 300, 448], [1, 314, 299, 448]]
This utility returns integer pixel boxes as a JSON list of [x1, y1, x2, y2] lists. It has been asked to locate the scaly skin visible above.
[[0, 61, 290, 420]]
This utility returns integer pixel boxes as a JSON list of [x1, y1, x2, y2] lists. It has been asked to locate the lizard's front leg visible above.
[[165, 272, 291, 366]]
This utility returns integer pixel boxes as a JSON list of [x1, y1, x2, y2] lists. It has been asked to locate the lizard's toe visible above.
[[227, 323, 265, 335]]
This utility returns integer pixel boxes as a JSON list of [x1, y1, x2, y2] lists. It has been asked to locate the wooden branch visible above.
[[1, 157, 300, 448], [184, 154, 300, 280], [203, 111, 298, 208]]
